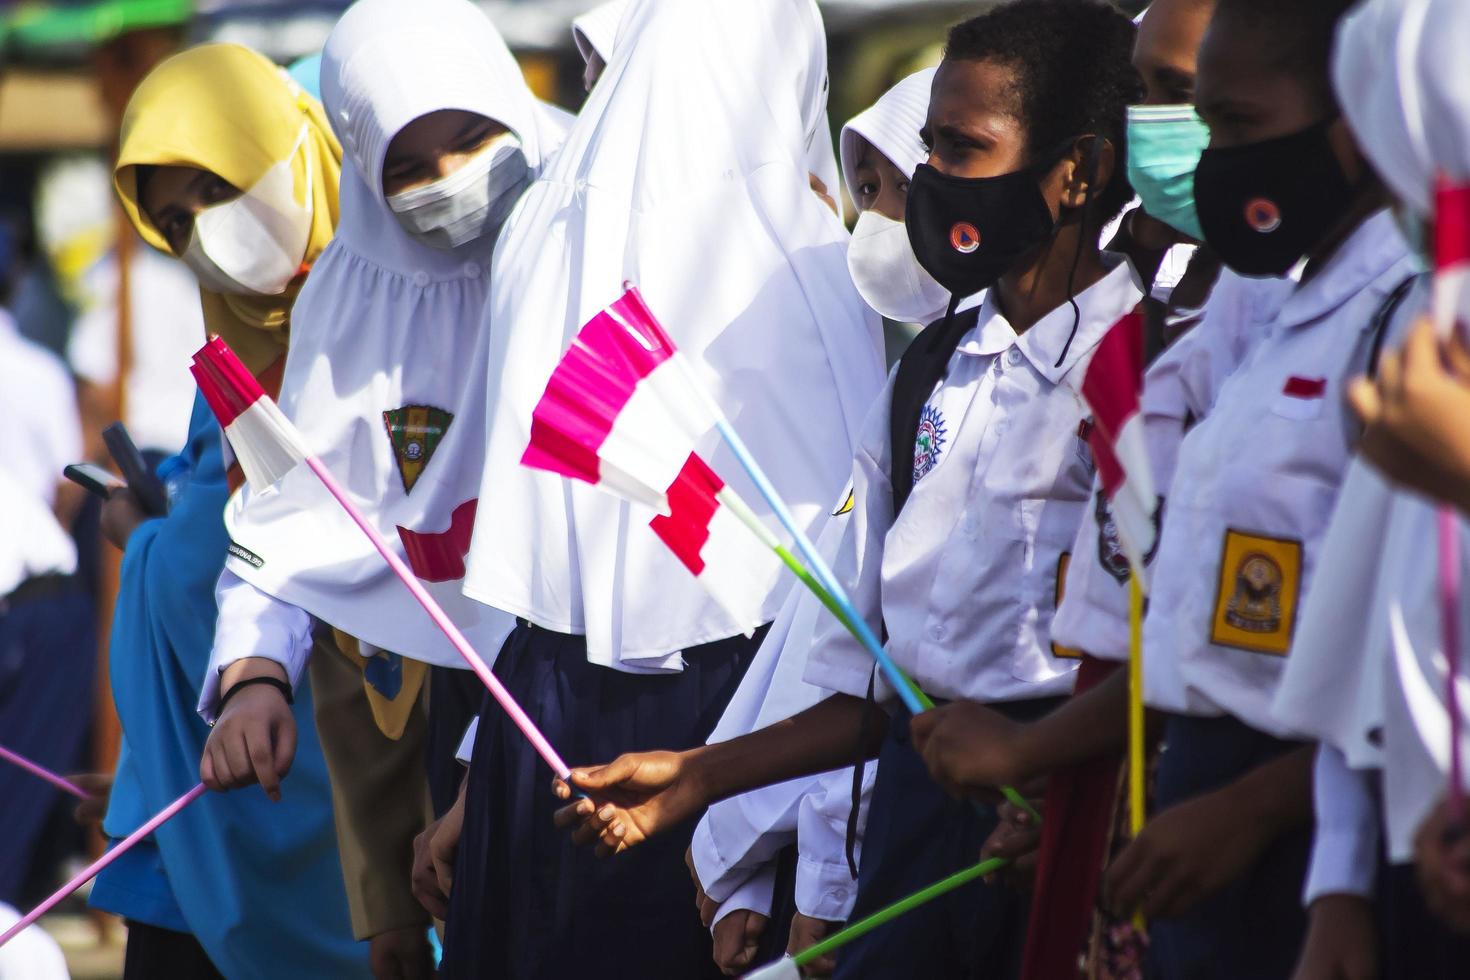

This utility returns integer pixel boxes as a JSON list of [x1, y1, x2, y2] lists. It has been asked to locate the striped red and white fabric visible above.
[[648, 453, 778, 632], [522, 284, 717, 513], [190, 337, 309, 490], [1078, 308, 1158, 587]]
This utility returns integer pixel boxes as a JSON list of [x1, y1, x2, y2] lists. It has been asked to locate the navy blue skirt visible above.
[[441, 621, 762, 979], [1145, 714, 1310, 980]]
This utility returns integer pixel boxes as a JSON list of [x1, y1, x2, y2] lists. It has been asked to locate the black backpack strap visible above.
[[889, 297, 979, 515], [1366, 272, 1427, 379]]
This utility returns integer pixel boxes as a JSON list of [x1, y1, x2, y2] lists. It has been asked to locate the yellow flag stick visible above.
[[1128, 569, 1146, 930]]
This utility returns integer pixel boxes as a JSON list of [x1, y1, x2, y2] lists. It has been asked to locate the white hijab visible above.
[[463, 0, 884, 670], [571, 0, 629, 65], [1274, 0, 1470, 860], [838, 67, 935, 195], [222, 0, 570, 667]]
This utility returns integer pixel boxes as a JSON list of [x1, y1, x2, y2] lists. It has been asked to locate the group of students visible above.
[[67, 0, 1470, 977]]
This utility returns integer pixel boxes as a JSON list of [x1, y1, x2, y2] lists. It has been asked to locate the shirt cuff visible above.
[[1304, 745, 1379, 903], [691, 796, 798, 905], [199, 569, 314, 723], [455, 718, 479, 765], [710, 866, 777, 929], [795, 852, 859, 921]]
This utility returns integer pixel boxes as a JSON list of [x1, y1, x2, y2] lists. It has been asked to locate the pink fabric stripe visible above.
[[1080, 310, 1144, 444], [650, 453, 725, 575], [1436, 178, 1470, 272], [190, 337, 265, 428], [0, 745, 88, 799], [397, 498, 478, 582], [0, 783, 206, 950], [1282, 376, 1327, 399], [522, 285, 678, 484]]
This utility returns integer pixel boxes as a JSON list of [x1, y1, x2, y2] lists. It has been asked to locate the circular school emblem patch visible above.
[[913, 404, 948, 483], [950, 222, 981, 254], [1244, 198, 1282, 234], [1224, 551, 1284, 633], [405, 441, 423, 461]]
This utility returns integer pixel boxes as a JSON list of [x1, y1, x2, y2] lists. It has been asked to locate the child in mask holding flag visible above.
[[553, 2, 1145, 974], [924, 1, 1416, 976]]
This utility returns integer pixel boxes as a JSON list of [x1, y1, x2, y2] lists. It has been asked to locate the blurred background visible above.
[[0, 1, 1142, 976]]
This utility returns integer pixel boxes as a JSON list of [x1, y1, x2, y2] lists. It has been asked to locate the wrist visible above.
[[220, 656, 290, 692]]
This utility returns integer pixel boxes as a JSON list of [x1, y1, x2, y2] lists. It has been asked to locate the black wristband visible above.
[[215, 675, 294, 720]]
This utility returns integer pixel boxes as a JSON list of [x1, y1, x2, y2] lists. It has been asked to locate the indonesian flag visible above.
[[1435, 176, 1470, 340], [191, 337, 309, 489], [1079, 309, 1158, 591], [522, 286, 778, 633], [522, 286, 717, 513]]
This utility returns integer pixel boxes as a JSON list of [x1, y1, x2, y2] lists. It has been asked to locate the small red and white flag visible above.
[[522, 286, 778, 633], [1079, 309, 1158, 590], [191, 337, 309, 489], [1434, 176, 1470, 342], [522, 286, 718, 513]]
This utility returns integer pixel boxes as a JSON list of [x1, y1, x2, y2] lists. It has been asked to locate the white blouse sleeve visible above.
[[199, 567, 315, 722], [1304, 744, 1380, 904]]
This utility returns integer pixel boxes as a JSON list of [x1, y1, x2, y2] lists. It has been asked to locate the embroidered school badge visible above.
[[913, 404, 948, 484], [1094, 490, 1163, 585], [1209, 529, 1302, 655], [1051, 552, 1083, 659], [382, 405, 453, 493]]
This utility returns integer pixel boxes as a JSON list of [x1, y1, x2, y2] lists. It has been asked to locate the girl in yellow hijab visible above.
[[115, 42, 340, 381]]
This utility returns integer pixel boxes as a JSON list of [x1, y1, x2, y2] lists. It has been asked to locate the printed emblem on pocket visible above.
[[1210, 529, 1302, 655]]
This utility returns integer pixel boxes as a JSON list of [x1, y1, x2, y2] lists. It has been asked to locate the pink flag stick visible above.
[[0, 745, 90, 800], [302, 455, 574, 780], [0, 782, 206, 949]]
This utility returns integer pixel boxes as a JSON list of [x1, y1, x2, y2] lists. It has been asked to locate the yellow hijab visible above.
[[115, 43, 341, 375]]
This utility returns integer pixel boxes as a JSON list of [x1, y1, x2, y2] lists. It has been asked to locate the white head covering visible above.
[[1275, 0, 1470, 861], [571, 0, 629, 64], [839, 67, 935, 195], [463, 0, 884, 670], [222, 0, 570, 667]]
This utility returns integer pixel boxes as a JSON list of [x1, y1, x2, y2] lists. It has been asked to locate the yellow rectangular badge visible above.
[[1209, 529, 1303, 656], [1051, 552, 1083, 659]]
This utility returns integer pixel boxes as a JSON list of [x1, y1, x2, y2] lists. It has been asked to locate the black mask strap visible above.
[[1055, 135, 1104, 368]]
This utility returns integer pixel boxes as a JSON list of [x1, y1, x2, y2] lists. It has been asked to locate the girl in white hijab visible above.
[[1273, 0, 1470, 970], [443, 0, 883, 975], [198, 0, 570, 821]]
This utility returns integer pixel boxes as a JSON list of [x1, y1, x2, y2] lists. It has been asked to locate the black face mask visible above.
[[905, 162, 1058, 298], [1193, 119, 1352, 278]]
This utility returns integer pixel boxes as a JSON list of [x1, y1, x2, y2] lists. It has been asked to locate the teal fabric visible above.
[[1126, 106, 1210, 241], [91, 392, 368, 979]]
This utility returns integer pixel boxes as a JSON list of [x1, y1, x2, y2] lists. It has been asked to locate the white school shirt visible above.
[[1143, 210, 1418, 737], [803, 258, 1143, 703], [1052, 268, 1295, 661]]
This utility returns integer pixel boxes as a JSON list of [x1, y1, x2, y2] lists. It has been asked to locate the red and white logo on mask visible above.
[[949, 221, 981, 253], [1244, 198, 1282, 234]]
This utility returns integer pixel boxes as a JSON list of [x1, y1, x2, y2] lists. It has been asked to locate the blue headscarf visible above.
[[91, 393, 367, 979]]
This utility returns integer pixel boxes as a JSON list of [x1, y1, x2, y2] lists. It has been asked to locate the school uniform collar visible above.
[[958, 256, 1140, 384], [1275, 209, 1416, 331]]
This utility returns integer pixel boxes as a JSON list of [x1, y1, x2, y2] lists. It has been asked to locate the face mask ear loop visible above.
[[1055, 135, 1103, 369], [928, 292, 963, 353]]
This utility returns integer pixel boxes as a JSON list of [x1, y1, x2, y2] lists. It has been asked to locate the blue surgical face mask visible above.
[[1126, 104, 1209, 242]]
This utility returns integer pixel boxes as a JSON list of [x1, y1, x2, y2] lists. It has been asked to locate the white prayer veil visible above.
[[463, 0, 884, 669], [222, 0, 570, 666]]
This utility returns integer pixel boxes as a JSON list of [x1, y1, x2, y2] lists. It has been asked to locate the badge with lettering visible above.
[[1210, 529, 1302, 655], [1095, 491, 1164, 585], [382, 405, 453, 493]]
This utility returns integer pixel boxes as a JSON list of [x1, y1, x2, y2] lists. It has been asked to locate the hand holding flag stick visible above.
[[523, 286, 1037, 820], [190, 338, 576, 783]]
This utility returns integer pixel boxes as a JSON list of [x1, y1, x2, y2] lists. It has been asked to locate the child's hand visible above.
[[980, 800, 1043, 890], [368, 924, 433, 980], [70, 773, 113, 825], [712, 907, 767, 976], [550, 749, 706, 856], [1103, 785, 1268, 918], [412, 777, 465, 919], [911, 700, 1029, 796], [200, 661, 296, 800], [786, 912, 839, 977], [1291, 894, 1378, 980], [1414, 797, 1470, 933]]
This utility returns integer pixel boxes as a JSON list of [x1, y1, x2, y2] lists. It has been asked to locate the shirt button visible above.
[[413, 271, 430, 287], [1008, 347, 1023, 366], [463, 261, 481, 278], [833, 888, 847, 902], [930, 624, 947, 641]]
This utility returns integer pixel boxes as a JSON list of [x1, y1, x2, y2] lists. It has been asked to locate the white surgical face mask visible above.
[[386, 133, 531, 251], [846, 209, 949, 324], [181, 124, 314, 296]]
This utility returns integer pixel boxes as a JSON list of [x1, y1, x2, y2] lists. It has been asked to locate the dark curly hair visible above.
[[945, 0, 1142, 222]]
